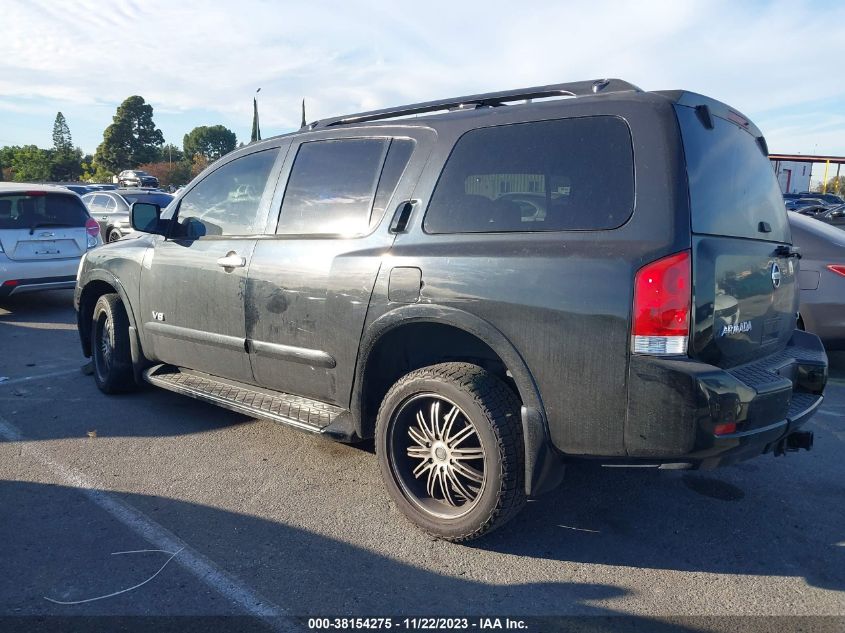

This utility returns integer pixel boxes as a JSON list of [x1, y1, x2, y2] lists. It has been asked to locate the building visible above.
[[771, 160, 811, 194]]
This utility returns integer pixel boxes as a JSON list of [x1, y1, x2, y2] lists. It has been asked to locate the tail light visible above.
[[632, 251, 691, 355], [85, 218, 100, 237], [828, 265, 845, 277]]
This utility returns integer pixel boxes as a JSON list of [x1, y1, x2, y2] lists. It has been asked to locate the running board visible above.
[[144, 365, 347, 435]]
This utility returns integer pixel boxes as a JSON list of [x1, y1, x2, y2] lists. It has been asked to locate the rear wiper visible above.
[[28, 222, 76, 235]]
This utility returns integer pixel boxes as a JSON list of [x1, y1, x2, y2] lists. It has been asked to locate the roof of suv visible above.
[[244, 78, 763, 154]]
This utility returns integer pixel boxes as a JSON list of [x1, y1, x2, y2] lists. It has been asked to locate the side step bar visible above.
[[144, 365, 347, 435]]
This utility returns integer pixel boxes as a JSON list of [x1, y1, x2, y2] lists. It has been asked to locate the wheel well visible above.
[[78, 280, 119, 357], [359, 322, 520, 438]]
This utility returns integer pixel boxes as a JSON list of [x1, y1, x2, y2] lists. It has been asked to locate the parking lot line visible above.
[[0, 368, 82, 387], [0, 413, 295, 630]]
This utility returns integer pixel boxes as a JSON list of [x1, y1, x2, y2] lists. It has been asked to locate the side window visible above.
[[277, 138, 411, 236], [102, 196, 117, 211], [371, 139, 414, 226], [83, 195, 100, 210], [423, 117, 634, 233], [173, 149, 279, 238]]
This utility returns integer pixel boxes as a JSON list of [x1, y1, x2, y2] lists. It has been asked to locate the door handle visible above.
[[216, 252, 246, 268], [389, 200, 418, 233]]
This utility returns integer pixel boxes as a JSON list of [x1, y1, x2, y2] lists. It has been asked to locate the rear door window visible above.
[[676, 105, 790, 243], [423, 117, 634, 233], [277, 138, 411, 236]]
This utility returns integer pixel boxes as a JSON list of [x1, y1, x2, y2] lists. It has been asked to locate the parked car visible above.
[[59, 183, 95, 196], [786, 197, 828, 212], [117, 170, 159, 188], [797, 191, 844, 205], [815, 204, 845, 228], [0, 183, 101, 298], [82, 189, 174, 242], [88, 184, 118, 191], [790, 211, 845, 349], [75, 79, 827, 541], [793, 204, 829, 216]]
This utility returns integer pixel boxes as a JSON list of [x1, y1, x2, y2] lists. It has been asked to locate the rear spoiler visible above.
[[655, 90, 763, 139]]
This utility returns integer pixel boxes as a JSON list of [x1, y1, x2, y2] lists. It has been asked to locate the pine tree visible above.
[[52, 112, 73, 153], [50, 112, 81, 181], [95, 96, 165, 171]]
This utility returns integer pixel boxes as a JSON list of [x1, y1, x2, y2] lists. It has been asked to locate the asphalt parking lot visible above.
[[1, 290, 843, 630]]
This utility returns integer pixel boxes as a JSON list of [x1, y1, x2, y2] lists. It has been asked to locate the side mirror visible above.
[[130, 202, 162, 233]]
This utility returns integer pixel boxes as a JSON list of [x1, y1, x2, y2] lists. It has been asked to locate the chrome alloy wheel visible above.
[[94, 312, 114, 379], [388, 394, 487, 519]]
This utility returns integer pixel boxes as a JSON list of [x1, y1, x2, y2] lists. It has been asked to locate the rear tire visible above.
[[376, 362, 525, 542], [91, 293, 135, 393]]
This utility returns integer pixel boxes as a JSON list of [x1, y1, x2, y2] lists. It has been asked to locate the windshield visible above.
[[0, 192, 90, 230], [676, 105, 790, 243]]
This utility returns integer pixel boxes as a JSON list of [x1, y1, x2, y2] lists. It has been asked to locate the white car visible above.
[[0, 183, 101, 298]]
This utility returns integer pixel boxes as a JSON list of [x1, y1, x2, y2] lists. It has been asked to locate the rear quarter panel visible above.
[[370, 96, 690, 456]]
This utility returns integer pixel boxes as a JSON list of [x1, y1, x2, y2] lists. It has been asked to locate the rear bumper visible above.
[[0, 254, 80, 297], [623, 329, 827, 468]]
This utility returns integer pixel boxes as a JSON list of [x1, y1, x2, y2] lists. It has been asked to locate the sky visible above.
[[1, 0, 844, 167]]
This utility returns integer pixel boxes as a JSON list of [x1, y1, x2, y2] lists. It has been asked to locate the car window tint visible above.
[[677, 105, 789, 243], [424, 117, 634, 234], [0, 193, 90, 229], [173, 148, 279, 238], [277, 138, 390, 235], [122, 193, 173, 207]]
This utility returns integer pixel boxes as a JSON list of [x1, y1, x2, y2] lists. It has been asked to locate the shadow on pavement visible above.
[[476, 455, 845, 592], [0, 479, 688, 626]]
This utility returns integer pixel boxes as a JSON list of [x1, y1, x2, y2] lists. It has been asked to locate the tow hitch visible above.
[[774, 430, 814, 456]]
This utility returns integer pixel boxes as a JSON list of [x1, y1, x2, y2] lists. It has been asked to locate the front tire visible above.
[[376, 362, 525, 542], [91, 293, 135, 393]]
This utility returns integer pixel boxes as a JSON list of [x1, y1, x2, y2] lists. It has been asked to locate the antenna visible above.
[[300, 99, 307, 129]]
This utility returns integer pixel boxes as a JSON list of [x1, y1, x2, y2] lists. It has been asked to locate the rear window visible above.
[[0, 192, 89, 230], [676, 105, 790, 243], [122, 193, 173, 207], [424, 116, 634, 234]]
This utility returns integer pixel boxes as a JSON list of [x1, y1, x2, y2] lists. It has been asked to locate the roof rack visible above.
[[308, 78, 641, 129]]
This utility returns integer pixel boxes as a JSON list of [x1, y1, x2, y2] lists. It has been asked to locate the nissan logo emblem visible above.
[[771, 262, 782, 289]]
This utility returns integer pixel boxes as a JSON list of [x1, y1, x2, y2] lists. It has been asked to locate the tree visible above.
[[191, 153, 210, 178], [160, 143, 184, 163], [183, 125, 237, 161], [12, 145, 52, 182], [52, 112, 73, 153], [48, 112, 82, 181], [818, 175, 845, 196], [136, 161, 192, 188], [95, 96, 165, 171], [251, 97, 261, 143]]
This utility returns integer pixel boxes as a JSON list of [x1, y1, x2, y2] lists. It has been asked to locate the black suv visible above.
[[75, 79, 828, 541], [117, 170, 159, 188]]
